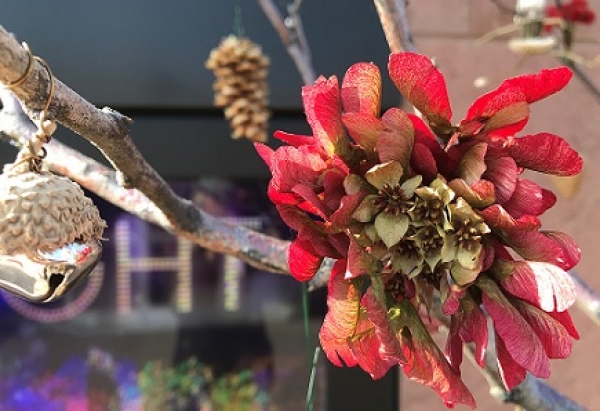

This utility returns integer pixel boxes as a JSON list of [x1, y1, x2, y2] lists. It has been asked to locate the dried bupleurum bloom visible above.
[[255, 52, 582, 408]]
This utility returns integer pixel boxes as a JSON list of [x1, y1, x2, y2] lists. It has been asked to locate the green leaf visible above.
[[375, 212, 409, 248], [365, 161, 404, 190], [400, 175, 423, 198]]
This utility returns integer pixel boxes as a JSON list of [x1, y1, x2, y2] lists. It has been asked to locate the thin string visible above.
[[233, 4, 245, 37], [4, 43, 56, 173]]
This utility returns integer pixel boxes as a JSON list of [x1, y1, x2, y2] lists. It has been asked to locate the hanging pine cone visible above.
[[206, 35, 270, 143]]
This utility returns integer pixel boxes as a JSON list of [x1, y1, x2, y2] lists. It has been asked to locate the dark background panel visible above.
[[1, 0, 398, 109]]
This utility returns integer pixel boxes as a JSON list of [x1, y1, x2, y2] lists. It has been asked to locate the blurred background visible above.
[[0, 0, 598, 409]]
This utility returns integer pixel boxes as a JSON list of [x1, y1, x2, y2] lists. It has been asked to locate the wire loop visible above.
[[4, 43, 56, 174]]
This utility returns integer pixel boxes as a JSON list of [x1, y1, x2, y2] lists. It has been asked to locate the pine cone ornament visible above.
[[0, 170, 106, 259], [206, 35, 270, 143]]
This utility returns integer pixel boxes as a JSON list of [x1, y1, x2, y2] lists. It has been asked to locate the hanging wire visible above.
[[233, 4, 245, 37], [305, 347, 321, 411], [301, 282, 318, 411]]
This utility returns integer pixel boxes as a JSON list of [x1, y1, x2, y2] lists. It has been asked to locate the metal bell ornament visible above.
[[0, 50, 106, 302], [0, 167, 106, 302]]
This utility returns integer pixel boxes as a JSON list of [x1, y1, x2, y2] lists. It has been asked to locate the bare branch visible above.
[[0, 26, 297, 275], [257, 0, 316, 85], [570, 270, 600, 324], [373, 0, 416, 53], [559, 57, 600, 106]]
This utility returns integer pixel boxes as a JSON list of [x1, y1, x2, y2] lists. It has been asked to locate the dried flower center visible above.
[[373, 183, 414, 216], [395, 238, 420, 260], [385, 273, 415, 300], [420, 266, 438, 286], [412, 198, 445, 225], [418, 225, 444, 257], [452, 217, 483, 252]]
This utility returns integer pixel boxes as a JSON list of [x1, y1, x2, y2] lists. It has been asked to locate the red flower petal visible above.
[[462, 89, 529, 138], [445, 316, 465, 375], [341, 62, 382, 117], [502, 133, 583, 176], [329, 192, 367, 231], [342, 112, 383, 152], [549, 309, 580, 340], [377, 108, 415, 172], [275, 204, 317, 232], [391, 300, 476, 409], [457, 142, 488, 186], [388, 53, 453, 135], [513, 300, 574, 359], [495, 260, 576, 312], [410, 114, 451, 176], [447, 178, 496, 209], [544, 231, 581, 270], [319, 260, 360, 367], [500, 67, 572, 105], [478, 276, 550, 378], [292, 183, 330, 219], [302, 76, 348, 156], [348, 311, 395, 379], [483, 155, 518, 204], [501, 229, 580, 271], [445, 294, 488, 372], [273, 130, 315, 147], [289, 238, 323, 281], [268, 145, 328, 192], [459, 296, 489, 367], [364, 289, 405, 365], [502, 179, 557, 218], [411, 142, 438, 183], [323, 169, 348, 211], [346, 239, 379, 279], [254, 142, 274, 168], [495, 332, 528, 390], [479, 204, 541, 230]]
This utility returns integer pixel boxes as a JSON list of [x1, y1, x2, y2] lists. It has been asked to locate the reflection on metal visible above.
[[1, 263, 104, 323], [0, 241, 102, 303]]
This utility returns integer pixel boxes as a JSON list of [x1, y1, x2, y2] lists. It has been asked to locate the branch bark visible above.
[[257, 0, 316, 85], [0, 26, 292, 274], [373, 0, 416, 53], [570, 270, 600, 324]]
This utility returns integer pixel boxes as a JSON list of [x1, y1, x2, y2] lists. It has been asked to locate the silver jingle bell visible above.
[[0, 240, 102, 303]]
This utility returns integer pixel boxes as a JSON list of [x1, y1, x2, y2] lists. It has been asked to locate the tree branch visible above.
[[0, 26, 294, 274], [257, 0, 316, 85], [559, 57, 600, 105], [373, 0, 416, 53], [570, 270, 600, 324]]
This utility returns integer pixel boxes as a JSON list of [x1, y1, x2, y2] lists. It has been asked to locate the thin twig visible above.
[[490, 0, 517, 15], [373, 0, 416, 53], [570, 270, 600, 324], [257, 0, 316, 85], [560, 56, 600, 105]]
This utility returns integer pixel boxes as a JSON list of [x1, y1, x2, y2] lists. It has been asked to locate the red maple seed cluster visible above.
[[547, 0, 596, 24], [255, 52, 582, 408]]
